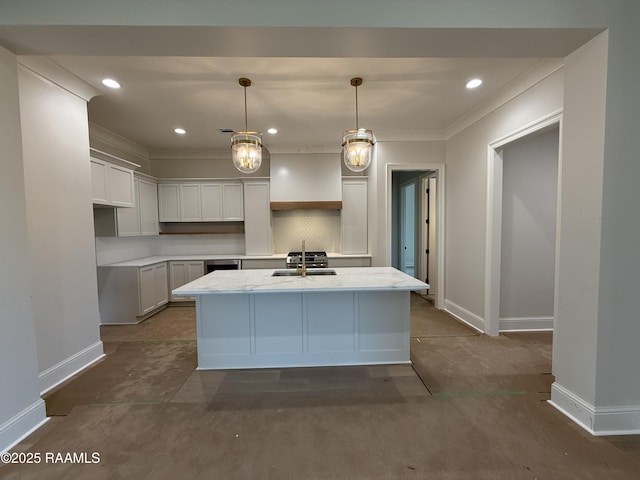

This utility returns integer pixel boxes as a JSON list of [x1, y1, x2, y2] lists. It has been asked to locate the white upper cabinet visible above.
[[115, 189, 140, 236], [90, 157, 135, 207], [201, 183, 223, 221], [91, 158, 108, 203], [180, 184, 202, 221], [158, 184, 180, 222], [158, 181, 243, 222], [222, 183, 244, 221], [341, 178, 368, 254], [93, 176, 159, 237], [138, 179, 159, 235]]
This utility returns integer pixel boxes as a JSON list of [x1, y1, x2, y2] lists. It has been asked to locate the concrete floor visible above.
[[3, 294, 640, 479]]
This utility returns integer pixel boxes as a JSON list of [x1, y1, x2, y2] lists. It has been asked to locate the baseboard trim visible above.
[[0, 399, 48, 454], [549, 382, 640, 436], [499, 316, 554, 332], [443, 299, 485, 333], [39, 341, 105, 396]]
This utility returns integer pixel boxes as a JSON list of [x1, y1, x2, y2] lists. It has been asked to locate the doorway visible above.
[[390, 168, 441, 303], [485, 112, 562, 336]]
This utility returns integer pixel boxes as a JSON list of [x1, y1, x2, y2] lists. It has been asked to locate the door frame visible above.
[[484, 110, 563, 336], [386, 163, 445, 309]]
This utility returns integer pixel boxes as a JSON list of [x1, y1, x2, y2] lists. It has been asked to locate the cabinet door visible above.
[[107, 164, 135, 207], [158, 184, 180, 222], [91, 158, 108, 204], [117, 179, 141, 236], [222, 183, 244, 221], [169, 262, 188, 301], [201, 183, 223, 221], [154, 263, 169, 307], [180, 184, 202, 221], [244, 181, 272, 255], [138, 179, 159, 235], [169, 261, 203, 301], [187, 261, 205, 282], [139, 265, 157, 314], [341, 179, 368, 254]]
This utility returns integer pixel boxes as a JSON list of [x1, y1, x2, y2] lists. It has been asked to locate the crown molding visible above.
[[89, 123, 150, 163], [374, 130, 446, 142], [17, 56, 101, 101], [149, 149, 232, 161], [444, 58, 565, 140]]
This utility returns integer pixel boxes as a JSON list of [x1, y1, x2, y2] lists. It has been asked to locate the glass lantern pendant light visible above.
[[342, 77, 374, 172], [231, 78, 262, 174]]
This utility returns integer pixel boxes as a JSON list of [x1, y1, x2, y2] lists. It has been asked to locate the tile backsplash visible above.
[[272, 210, 341, 253]]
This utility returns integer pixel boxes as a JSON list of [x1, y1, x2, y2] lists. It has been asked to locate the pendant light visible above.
[[231, 78, 262, 174], [342, 77, 374, 172]]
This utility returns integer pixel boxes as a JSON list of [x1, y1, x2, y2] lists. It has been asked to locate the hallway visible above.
[[3, 296, 639, 479]]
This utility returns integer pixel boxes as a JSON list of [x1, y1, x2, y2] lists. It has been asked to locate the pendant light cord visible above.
[[354, 84, 359, 131], [244, 85, 248, 132]]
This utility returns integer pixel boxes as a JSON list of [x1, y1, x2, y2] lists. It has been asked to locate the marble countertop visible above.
[[172, 267, 428, 295], [98, 253, 371, 268]]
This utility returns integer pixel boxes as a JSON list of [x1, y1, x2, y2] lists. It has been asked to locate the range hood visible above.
[[270, 153, 342, 210]]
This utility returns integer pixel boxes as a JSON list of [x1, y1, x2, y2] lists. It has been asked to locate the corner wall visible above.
[[444, 66, 564, 330], [18, 66, 104, 394], [0, 46, 47, 453]]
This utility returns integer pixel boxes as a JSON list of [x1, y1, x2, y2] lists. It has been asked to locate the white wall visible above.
[[445, 67, 564, 326], [94, 234, 247, 265], [373, 141, 446, 267], [0, 46, 47, 454], [550, 33, 607, 411], [594, 2, 640, 410], [500, 127, 558, 323], [151, 155, 270, 179], [18, 66, 104, 394]]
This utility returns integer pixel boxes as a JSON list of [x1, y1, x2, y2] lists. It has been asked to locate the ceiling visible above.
[[49, 55, 543, 153], [1, 25, 602, 155]]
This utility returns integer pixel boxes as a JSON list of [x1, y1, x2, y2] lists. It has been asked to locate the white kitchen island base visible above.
[[172, 267, 428, 370], [196, 290, 410, 370]]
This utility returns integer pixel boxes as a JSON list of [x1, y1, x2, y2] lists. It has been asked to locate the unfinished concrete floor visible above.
[[3, 295, 640, 479]]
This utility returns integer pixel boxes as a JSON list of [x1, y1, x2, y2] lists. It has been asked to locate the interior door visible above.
[[426, 176, 437, 295], [399, 181, 416, 277]]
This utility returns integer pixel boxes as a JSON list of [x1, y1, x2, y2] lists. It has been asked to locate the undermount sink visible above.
[[272, 269, 337, 277]]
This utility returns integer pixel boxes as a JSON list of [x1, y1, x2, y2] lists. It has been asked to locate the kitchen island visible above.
[[172, 267, 428, 370]]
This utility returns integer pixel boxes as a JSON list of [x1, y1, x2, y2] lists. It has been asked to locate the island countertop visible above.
[[172, 267, 428, 295]]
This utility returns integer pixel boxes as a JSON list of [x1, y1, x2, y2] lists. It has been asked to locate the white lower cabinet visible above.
[[140, 263, 169, 314], [169, 261, 205, 301], [97, 262, 168, 324]]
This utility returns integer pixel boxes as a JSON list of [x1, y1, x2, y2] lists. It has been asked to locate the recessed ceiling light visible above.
[[466, 78, 483, 89], [102, 78, 121, 89], [267, 128, 278, 134], [174, 128, 186, 135]]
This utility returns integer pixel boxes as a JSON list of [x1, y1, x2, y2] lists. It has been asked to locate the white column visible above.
[[0, 46, 47, 454]]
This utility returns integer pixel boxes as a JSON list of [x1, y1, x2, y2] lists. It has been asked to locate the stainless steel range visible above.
[[286, 250, 329, 269]]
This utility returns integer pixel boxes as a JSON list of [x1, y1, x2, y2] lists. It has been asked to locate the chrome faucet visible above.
[[298, 239, 307, 277]]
